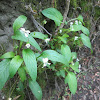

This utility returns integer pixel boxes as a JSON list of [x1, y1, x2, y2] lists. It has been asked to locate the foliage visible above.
[[0, 7, 92, 99]]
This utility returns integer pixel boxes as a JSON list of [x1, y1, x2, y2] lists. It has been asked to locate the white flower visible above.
[[25, 30, 30, 34], [38, 91, 40, 93], [45, 38, 50, 44], [20, 28, 25, 32], [20, 28, 30, 37], [8, 98, 12, 100], [42, 58, 51, 68], [25, 33, 29, 37], [59, 30, 62, 33], [25, 43, 30, 48], [79, 64, 81, 72], [70, 25, 74, 31], [70, 22, 73, 25], [2, 96, 5, 99], [70, 22, 74, 31], [74, 36, 78, 41], [76, 58, 79, 61], [79, 64, 81, 69], [75, 20, 78, 25], [72, 63, 74, 65], [79, 21, 82, 25]]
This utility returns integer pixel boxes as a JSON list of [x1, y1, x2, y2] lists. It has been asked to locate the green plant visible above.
[[0, 8, 92, 99]]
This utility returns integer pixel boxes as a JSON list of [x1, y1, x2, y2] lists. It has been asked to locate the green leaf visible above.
[[70, 62, 79, 72], [0, 52, 15, 59], [56, 71, 60, 76], [58, 36, 67, 43], [77, 15, 83, 23], [59, 69, 65, 78], [13, 15, 27, 33], [42, 8, 63, 26], [18, 81, 24, 91], [22, 49, 37, 82], [30, 32, 47, 40], [9, 55, 23, 78], [64, 21, 68, 25], [12, 30, 28, 42], [80, 34, 92, 49], [29, 80, 42, 100], [0, 59, 11, 90], [65, 75, 68, 84], [66, 72, 77, 94], [41, 50, 69, 66], [12, 30, 41, 51], [61, 45, 71, 62], [18, 66, 26, 82], [81, 26, 89, 35], [71, 52, 77, 59], [70, 25, 82, 31]]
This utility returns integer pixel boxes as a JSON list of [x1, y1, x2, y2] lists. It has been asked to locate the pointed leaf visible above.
[[30, 32, 47, 40], [13, 15, 27, 33], [65, 75, 68, 84], [60, 69, 65, 78], [77, 15, 83, 23], [70, 62, 79, 72], [66, 72, 77, 94], [81, 26, 89, 35], [22, 49, 37, 82], [0, 52, 15, 59], [70, 25, 82, 31], [41, 50, 69, 66], [61, 45, 71, 62], [12, 30, 41, 51], [9, 55, 23, 78], [71, 52, 77, 59], [42, 8, 63, 26], [18, 66, 26, 82], [0, 59, 11, 90], [80, 34, 92, 49], [29, 80, 42, 100]]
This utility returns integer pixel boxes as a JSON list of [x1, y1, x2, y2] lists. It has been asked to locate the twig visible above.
[[55, 0, 70, 35], [25, 4, 52, 39]]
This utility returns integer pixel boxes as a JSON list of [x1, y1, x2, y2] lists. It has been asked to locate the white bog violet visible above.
[[8, 98, 12, 100], [79, 64, 81, 72], [45, 38, 50, 44], [70, 22, 73, 26], [25, 43, 30, 48], [75, 20, 78, 25], [20, 28, 30, 37], [42, 58, 51, 68], [79, 64, 81, 69], [20, 28, 25, 32], [25, 30, 30, 34], [25, 33, 29, 37], [59, 29, 62, 33], [76, 58, 79, 61], [70, 22, 74, 31], [74, 36, 78, 41], [79, 21, 82, 25]]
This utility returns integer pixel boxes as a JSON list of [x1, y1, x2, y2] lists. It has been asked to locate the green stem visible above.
[[67, 18, 77, 23]]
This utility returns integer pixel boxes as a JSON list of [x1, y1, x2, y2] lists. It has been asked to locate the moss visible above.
[[84, 19, 91, 30], [94, 6, 100, 20], [70, 0, 78, 10]]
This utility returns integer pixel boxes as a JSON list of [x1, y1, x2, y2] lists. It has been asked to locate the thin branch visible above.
[[25, 4, 52, 39], [55, 0, 70, 35]]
